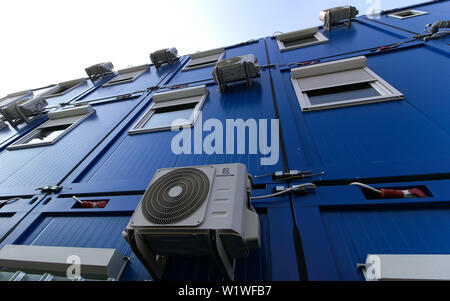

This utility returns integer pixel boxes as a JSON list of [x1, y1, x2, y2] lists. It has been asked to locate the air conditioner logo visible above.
[[170, 111, 280, 166]]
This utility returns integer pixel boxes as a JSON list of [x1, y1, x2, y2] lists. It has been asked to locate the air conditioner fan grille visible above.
[[141, 168, 210, 225]]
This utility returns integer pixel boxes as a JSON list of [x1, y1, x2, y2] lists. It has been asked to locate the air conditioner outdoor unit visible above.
[[85, 62, 114, 81], [0, 118, 7, 130], [150, 48, 178, 69], [319, 6, 359, 31], [212, 54, 260, 92], [122, 163, 261, 281], [0, 91, 48, 129]]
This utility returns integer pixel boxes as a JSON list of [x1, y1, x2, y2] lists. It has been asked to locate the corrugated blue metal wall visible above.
[[0, 0, 448, 281]]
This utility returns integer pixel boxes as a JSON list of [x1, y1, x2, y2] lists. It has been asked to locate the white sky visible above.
[[0, 0, 421, 97]]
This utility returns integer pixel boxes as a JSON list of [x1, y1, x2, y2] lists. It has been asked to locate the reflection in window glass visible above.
[[283, 36, 319, 48], [143, 103, 196, 130], [26, 125, 71, 145], [306, 82, 380, 105]]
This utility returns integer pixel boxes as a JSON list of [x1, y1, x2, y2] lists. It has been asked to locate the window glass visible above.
[[306, 82, 380, 105], [103, 65, 149, 87], [143, 103, 196, 130], [277, 27, 329, 51], [129, 85, 208, 134], [8, 105, 94, 150], [283, 36, 319, 48], [290, 56, 404, 111], [26, 125, 71, 144], [388, 9, 428, 19]]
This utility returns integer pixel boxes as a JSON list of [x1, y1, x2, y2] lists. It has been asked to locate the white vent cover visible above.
[[123, 163, 260, 280]]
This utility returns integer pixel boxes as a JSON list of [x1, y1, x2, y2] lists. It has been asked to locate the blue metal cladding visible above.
[[266, 18, 410, 67], [44, 79, 96, 108], [0, 0, 448, 282], [271, 44, 450, 181], [291, 179, 450, 281], [0, 97, 143, 194], [165, 39, 268, 86], [79, 62, 184, 102], [0, 64, 176, 197], [0, 185, 299, 281], [60, 70, 284, 194], [0, 195, 45, 245], [363, 0, 450, 35]]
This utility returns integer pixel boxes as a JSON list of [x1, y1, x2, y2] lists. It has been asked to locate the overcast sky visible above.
[[0, 0, 422, 97]]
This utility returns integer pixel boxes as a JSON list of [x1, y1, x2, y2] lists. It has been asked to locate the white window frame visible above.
[[7, 105, 94, 150], [45, 78, 87, 99], [182, 48, 225, 71], [102, 64, 149, 87], [290, 56, 404, 112], [387, 9, 429, 19], [129, 85, 208, 135], [277, 27, 329, 52]]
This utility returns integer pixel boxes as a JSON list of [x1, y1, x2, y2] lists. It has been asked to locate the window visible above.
[[45, 78, 87, 98], [102, 65, 149, 87], [129, 85, 208, 134], [387, 9, 428, 19], [290, 56, 403, 112], [277, 27, 328, 51], [182, 48, 225, 71], [8, 105, 94, 150]]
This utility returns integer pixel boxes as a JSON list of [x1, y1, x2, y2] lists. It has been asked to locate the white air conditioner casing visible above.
[[16, 96, 48, 117], [85, 62, 114, 80], [212, 54, 260, 91], [123, 163, 260, 280], [319, 6, 359, 31], [0, 90, 49, 129], [150, 48, 178, 69]]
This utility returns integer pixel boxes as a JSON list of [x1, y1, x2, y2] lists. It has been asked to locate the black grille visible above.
[[141, 168, 210, 225]]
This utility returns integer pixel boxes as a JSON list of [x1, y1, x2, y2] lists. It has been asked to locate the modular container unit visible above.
[[270, 42, 450, 181], [0, 184, 300, 281], [291, 179, 450, 281], [0, 0, 448, 281], [61, 71, 284, 194], [0, 62, 180, 197]]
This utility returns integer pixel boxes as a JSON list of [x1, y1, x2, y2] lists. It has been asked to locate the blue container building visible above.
[[0, 0, 448, 281]]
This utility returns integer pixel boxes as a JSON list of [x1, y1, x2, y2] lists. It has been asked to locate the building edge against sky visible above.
[[0, 0, 448, 281]]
